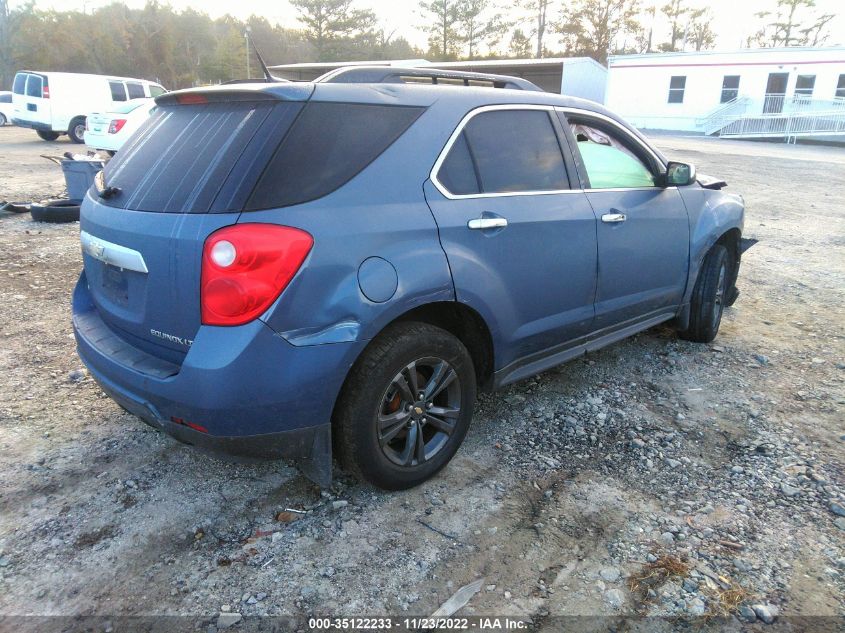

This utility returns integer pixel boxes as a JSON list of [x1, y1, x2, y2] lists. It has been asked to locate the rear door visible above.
[[424, 105, 598, 370], [80, 95, 306, 363], [12, 72, 51, 127], [561, 110, 689, 330]]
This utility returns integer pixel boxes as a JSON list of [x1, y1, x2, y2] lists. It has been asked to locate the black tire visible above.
[[67, 117, 86, 144], [334, 321, 477, 490], [0, 113, 6, 126], [679, 244, 730, 343], [36, 130, 60, 141], [30, 199, 81, 223]]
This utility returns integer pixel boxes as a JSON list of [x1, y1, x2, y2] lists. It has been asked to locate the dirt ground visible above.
[[0, 125, 843, 631]]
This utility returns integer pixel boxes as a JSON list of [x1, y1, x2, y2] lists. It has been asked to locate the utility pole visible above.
[[244, 26, 251, 79]]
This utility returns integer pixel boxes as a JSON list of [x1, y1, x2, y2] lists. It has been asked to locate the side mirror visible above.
[[665, 161, 696, 186]]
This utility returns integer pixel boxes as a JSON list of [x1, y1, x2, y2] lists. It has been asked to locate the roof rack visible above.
[[314, 66, 542, 92]]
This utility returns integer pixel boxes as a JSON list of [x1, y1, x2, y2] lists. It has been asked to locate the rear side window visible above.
[[25, 75, 42, 98], [246, 103, 424, 210], [103, 101, 303, 213], [150, 85, 166, 97], [13, 74, 27, 95], [437, 109, 569, 195], [109, 81, 127, 101], [126, 82, 145, 99]]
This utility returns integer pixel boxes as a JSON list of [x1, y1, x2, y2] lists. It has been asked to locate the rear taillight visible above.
[[42, 85, 49, 99], [201, 224, 313, 326], [108, 119, 127, 134]]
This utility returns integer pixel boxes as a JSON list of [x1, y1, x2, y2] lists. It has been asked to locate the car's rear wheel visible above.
[[679, 244, 730, 343], [68, 117, 86, 144], [334, 322, 476, 490], [0, 113, 7, 126], [36, 130, 60, 141]]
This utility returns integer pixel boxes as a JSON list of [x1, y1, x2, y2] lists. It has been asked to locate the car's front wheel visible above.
[[680, 244, 730, 343], [334, 322, 476, 490]]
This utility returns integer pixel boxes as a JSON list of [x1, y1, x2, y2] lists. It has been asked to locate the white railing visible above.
[[699, 95, 845, 140], [697, 97, 751, 135]]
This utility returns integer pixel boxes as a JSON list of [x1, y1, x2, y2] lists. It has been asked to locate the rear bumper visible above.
[[72, 273, 364, 483], [11, 118, 53, 131]]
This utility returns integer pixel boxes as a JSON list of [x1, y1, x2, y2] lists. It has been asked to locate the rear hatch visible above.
[[12, 72, 51, 127], [80, 86, 311, 363]]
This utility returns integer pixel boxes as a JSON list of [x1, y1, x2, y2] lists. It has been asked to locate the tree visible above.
[[754, 0, 835, 47], [687, 7, 715, 51], [290, 0, 377, 61], [508, 28, 533, 57], [660, 0, 689, 51], [516, 0, 553, 58], [556, 0, 641, 65], [456, 0, 508, 59], [419, 0, 463, 60]]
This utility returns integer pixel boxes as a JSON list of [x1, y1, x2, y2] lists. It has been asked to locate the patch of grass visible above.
[[628, 554, 691, 603]]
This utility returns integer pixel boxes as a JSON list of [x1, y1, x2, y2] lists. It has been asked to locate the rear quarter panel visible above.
[[245, 102, 456, 349]]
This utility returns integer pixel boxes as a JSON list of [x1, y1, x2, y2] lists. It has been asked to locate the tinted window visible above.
[[150, 85, 166, 97], [25, 75, 42, 98], [103, 101, 302, 213], [571, 123, 655, 189], [109, 81, 127, 101], [668, 76, 686, 103], [13, 74, 27, 95], [437, 132, 480, 195], [721, 75, 740, 103], [247, 103, 424, 210], [126, 82, 145, 99], [455, 110, 568, 194]]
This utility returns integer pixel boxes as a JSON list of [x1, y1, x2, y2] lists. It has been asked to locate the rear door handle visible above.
[[601, 212, 627, 223], [468, 217, 508, 230]]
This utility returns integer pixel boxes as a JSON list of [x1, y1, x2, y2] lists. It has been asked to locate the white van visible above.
[[11, 71, 166, 143]]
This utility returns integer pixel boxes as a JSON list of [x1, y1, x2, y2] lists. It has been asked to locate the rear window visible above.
[[246, 102, 424, 210], [126, 82, 146, 99], [13, 74, 27, 95], [25, 75, 42, 98], [102, 101, 303, 213], [109, 81, 127, 102]]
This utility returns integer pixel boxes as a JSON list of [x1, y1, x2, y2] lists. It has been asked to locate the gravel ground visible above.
[[0, 126, 843, 631]]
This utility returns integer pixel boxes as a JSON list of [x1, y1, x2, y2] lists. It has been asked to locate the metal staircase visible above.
[[698, 96, 845, 141]]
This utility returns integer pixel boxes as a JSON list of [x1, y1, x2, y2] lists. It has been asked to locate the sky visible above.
[[13, 0, 845, 54]]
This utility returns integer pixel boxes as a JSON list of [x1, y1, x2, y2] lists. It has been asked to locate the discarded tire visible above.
[[0, 201, 30, 214], [30, 199, 81, 223]]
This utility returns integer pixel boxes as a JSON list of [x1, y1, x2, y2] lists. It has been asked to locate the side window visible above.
[[246, 103, 424, 210], [668, 76, 686, 103], [438, 132, 480, 195], [571, 122, 656, 189], [109, 81, 127, 102], [837, 74, 845, 99], [25, 75, 42, 98], [13, 73, 27, 95], [149, 84, 166, 97], [721, 75, 740, 103], [126, 82, 145, 100], [437, 109, 569, 195]]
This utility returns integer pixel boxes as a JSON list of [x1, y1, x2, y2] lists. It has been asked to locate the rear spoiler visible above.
[[314, 66, 543, 92]]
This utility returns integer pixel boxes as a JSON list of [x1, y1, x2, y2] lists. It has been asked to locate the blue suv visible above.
[[73, 68, 744, 490]]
